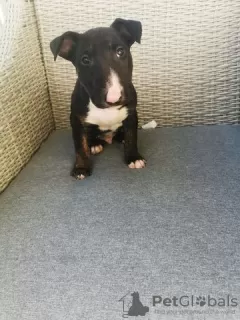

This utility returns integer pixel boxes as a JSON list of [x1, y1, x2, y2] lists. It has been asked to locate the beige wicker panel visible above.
[[0, 0, 54, 192], [35, 0, 240, 129]]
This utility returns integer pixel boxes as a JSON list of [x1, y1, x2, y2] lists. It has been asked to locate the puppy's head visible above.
[[50, 18, 142, 108]]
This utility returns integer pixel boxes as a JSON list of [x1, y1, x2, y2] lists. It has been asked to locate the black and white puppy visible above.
[[50, 18, 146, 179]]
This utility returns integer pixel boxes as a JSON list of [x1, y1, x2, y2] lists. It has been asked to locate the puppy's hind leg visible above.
[[113, 126, 125, 143]]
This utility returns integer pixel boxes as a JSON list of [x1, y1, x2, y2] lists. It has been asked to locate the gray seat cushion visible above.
[[1, 125, 240, 320]]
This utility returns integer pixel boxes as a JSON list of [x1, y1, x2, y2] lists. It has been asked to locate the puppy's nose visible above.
[[106, 90, 122, 104]]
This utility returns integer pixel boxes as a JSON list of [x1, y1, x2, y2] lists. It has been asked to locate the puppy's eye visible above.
[[81, 55, 91, 66], [116, 46, 125, 58]]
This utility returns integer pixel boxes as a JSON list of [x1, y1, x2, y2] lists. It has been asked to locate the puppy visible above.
[[50, 18, 146, 179]]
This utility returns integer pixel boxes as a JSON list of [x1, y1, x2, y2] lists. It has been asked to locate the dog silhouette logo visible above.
[[119, 291, 149, 318]]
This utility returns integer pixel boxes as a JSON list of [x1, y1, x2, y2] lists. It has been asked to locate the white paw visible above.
[[128, 160, 146, 169], [91, 145, 103, 155], [76, 174, 85, 180]]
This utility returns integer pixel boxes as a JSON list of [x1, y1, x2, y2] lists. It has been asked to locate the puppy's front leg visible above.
[[123, 111, 146, 169], [70, 114, 91, 179]]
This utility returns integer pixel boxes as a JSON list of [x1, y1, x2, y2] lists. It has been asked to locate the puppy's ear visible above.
[[50, 31, 80, 62], [111, 18, 142, 46]]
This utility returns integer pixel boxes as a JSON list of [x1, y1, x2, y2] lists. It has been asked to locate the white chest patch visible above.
[[85, 100, 128, 131]]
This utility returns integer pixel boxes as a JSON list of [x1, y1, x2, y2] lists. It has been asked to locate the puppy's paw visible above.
[[128, 159, 146, 169], [71, 166, 91, 180], [91, 145, 103, 155], [126, 155, 146, 169]]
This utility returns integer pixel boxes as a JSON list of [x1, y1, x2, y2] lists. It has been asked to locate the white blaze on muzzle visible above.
[[106, 69, 123, 104]]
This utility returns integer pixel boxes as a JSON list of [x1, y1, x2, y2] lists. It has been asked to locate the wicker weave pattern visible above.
[[35, 0, 240, 129], [0, 1, 54, 192]]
